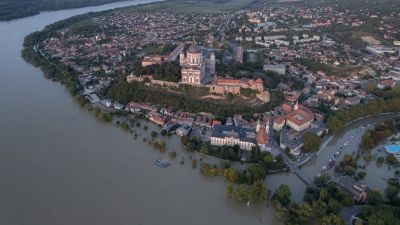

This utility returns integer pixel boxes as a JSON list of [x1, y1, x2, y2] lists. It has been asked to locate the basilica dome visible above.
[[187, 44, 201, 54]]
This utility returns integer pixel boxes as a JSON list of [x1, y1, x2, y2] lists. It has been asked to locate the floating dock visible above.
[[154, 159, 170, 168]]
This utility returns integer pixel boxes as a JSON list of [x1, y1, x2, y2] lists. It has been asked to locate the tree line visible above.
[[0, 0, 126, 21], [359, 118, 400, 150], [106, 78, 283, 117], [327, 98, 400, 135]]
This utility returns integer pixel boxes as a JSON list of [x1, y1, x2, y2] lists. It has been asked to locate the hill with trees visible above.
[[0, 0, 130, 21]]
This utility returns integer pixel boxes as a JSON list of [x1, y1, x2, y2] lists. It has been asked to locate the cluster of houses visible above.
[[40, 11, 228, 83], [37, 0, 400, 161], [124, 100, 272, 153], [234, 2, 399, 46]]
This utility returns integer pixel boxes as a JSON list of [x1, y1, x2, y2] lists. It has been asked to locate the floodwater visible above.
[[301, 113, 399, 191], [0, 1, 301, 224]]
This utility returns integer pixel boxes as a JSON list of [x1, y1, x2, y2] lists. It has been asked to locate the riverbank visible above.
[[0, 0, 144, 21]]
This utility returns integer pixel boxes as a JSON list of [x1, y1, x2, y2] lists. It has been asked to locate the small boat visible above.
[[154, 159, 170, 168]]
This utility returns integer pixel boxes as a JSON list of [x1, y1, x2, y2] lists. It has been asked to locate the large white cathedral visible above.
[[179, 44, 215, 85]]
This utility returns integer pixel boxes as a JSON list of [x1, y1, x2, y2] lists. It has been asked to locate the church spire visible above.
[[294, 100, 299, 110], [256, 119, 261, 132]]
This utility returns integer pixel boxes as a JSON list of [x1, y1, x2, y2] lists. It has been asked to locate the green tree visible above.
[[314, 174, 331, 187], [272, 184, 292, 207], [120, 121, 129, 131], [232, 185, 251, 203], [287, 203, 314, 224], [272, 201, 287, 218], [387, 154, 398, 165], [377, 156, 385, 164], [191, 159, 197, 169], [319, 213, 345, 225], [303, 132, 321, 152], [327, 117, 344, 135], [263, 153, 273, 169], [385, 185, 399, 200], [364, 205, 400, 225], [251, 180, 268, 203], [200, 145, 209, 155], [169, 151, 177, 158], [223, 168, 239, 183], [313, 199, 328, 218], [226, 183, 234, 196], [367, 190, 383, 205], [246, 163, 266, 184], [150, 130, 158, 138]]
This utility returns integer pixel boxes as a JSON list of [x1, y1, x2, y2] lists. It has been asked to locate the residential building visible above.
[[210, 125, 256, 150], [263, 64, 286, 75], [336, 176, 368, 202]]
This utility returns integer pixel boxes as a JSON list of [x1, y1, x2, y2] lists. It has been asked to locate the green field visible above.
[[126, 0, 256, 14]]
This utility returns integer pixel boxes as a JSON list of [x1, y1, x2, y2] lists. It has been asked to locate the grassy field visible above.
[[125, 0, 255, 14]]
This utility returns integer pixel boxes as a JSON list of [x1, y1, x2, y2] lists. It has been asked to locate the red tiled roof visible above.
[[212, 120, 221, 126], [216, 79, 241, 84], [256, 127, 268, 144], [380, 79, 395, 86], [281, 103, 293, 113], [274, 115, 286, 124], [286, 108, 313, 126]]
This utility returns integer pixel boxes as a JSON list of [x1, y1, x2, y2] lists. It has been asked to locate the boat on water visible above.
[[154, 159, 170, 168]]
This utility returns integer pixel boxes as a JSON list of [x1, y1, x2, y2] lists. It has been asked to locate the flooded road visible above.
[[301, 113, 399, 190]]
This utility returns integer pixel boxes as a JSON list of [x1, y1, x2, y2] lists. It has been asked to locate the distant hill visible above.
[[0, 0, 128, 21], [126, 0, 256, 14], [0, 0, 260, 21]]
